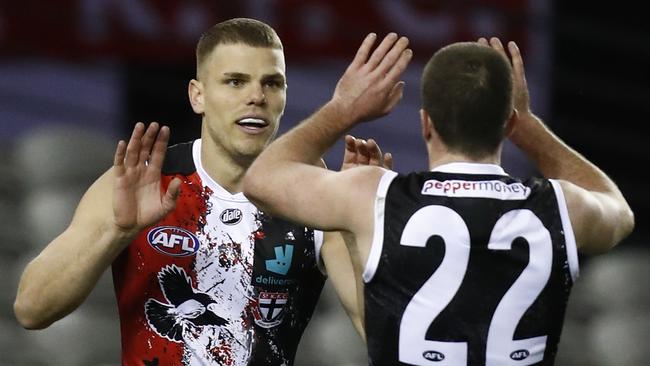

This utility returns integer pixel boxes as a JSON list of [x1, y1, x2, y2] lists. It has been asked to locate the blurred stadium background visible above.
[[0, 1, 648, 365]]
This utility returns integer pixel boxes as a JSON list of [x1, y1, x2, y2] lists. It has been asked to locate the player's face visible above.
[[197, 43, 286, 160]]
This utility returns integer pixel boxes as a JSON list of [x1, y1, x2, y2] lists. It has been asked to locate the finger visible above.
[[342, 135, 358, 166], [376, 36, 410, 76], [161, 177, 182, 215], [383, 152, 393, 170], [365, 33, 399, 70], [489, 37, 509, 63], [508, 41, 530, 111], [383, 81, 405, 115], [139, 122, 160, 165], [383, 49, 412, 88], [125, 122, 145, 167], [350, 33, 378, 70], [509, 41, 527, 82], [148, 125, 171, 170], [355, 139, 370, 165], [345, 135, 357, 153], [477, 37, 489, 46], [366, 139, 383, 167], [113, 140, 127, 176]]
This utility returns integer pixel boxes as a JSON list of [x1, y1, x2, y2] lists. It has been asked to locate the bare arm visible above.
[[243, 33, 411, 232], [483, 37, 634, 254], [244, 33, 411, 343], [322, 231, 366, 340], [321, 135, 393, 341], [14, 123, 181, 329]]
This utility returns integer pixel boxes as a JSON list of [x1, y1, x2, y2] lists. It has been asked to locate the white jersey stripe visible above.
[[550, 179, 579, 281], [364, 169, 399, 283]]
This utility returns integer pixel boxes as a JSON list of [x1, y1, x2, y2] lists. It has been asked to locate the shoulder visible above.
[[162, 141, 196, 175], [336, 165, 391, 187], [326, 166, 395, 204]]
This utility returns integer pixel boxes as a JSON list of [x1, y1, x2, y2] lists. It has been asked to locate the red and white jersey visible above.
[[112, 140, 326, 366]]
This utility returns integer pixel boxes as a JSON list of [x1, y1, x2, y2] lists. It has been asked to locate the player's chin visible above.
[[236, 142, 268, 160]]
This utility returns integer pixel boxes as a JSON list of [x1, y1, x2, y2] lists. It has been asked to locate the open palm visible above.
[[112, 122, 181, 235]]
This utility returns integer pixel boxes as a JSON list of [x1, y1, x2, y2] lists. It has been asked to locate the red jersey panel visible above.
[[112, 140, 325, 366]]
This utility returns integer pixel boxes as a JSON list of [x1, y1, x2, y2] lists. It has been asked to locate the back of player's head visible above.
[[196, 18, 283, 77], [421, 42, 513, 158]]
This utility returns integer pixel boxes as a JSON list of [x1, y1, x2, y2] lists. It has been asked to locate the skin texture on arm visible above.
[[14, 123, 181, 329], [320, 135, 393, 341], [481, 37, 634, 254], [322, 231, 366, 340]]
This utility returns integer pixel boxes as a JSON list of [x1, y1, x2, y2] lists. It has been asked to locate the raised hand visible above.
[[112, 122, 181, 235], [332, 33, 413, 124], [340, 135, 393, 171], [478, 37, 532, 118]]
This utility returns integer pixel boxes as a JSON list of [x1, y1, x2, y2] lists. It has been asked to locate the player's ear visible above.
[[189, 79, 205, 115], [505, 108, 518, 138], [420, 108, 432, 141]]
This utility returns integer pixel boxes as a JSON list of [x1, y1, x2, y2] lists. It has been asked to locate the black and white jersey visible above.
[[364, 163, 579, 366]]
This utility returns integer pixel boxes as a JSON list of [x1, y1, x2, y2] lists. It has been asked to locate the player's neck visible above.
[[200, 141, 251, 194], [427, 152, 501, 171]]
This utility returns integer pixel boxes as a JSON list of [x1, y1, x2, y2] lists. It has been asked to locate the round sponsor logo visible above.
[[422, 350, 445, 362], [510, 349, 530, 361], [220, 208, 243, 225], [147, 226, 200, 257]]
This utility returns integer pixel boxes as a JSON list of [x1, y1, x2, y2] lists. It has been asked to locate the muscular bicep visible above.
[[246, 163, 383, 233], [41, 168, 117, 260], [14, 168, 119, 329], [68, 168, 115, 231], [560, 180, 634, 254]]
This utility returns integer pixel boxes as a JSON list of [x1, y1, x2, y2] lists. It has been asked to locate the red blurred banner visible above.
[[0, 0, 528, 62]]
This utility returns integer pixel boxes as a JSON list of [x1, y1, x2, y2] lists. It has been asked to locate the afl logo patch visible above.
[[220, 208, 242, 225], [510, 349, 530, 361], [422, 350, 445, 362], [147, 226, 200, 257]]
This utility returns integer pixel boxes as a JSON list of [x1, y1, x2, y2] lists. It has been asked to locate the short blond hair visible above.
[[196, 18, 283, 77]]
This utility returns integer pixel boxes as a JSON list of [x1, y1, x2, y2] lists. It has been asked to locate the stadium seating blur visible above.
[[1, 126, 120, 366], [1, 2, 648, 365]]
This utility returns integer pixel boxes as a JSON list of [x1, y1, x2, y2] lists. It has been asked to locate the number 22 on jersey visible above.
[[398, 206, 551, 366]]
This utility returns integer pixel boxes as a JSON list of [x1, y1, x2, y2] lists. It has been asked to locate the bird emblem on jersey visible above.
[[145, 264, 228, 342]]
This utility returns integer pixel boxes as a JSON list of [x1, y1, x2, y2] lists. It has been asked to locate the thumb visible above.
[[162, 178, 182, 214], [383, 152, 393, 170]]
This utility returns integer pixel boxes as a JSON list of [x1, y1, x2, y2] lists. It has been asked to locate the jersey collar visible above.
[[431, 162, 508, 176], [192, 139, 250, 202]]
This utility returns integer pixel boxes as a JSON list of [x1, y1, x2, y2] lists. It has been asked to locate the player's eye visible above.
[[226, 79, 244, 87]]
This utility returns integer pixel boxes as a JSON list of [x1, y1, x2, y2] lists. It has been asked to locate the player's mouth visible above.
[[236, 117, 270, 134]]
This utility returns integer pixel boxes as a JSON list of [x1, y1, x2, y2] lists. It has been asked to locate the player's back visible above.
[[363, 163, 578, 366]]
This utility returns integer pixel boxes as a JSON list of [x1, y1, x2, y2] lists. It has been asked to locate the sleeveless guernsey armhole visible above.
[[550, 179, 579, 281], [363, 170, 398, 283], [314, 230, 326, 276]]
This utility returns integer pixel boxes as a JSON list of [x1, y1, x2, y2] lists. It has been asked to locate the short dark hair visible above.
[[196, 18, 283, 77], [421, 42, 513, 158]]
